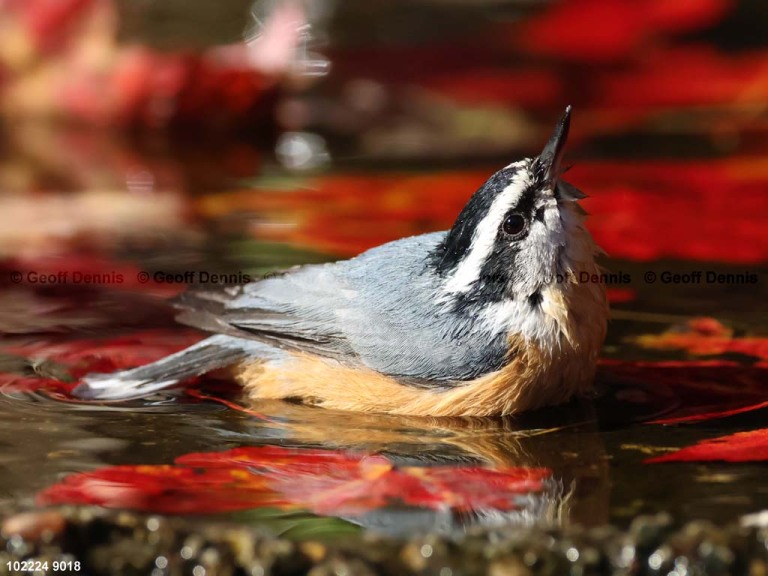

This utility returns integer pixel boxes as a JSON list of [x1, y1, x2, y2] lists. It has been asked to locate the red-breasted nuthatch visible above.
[[75, 107, 608, 416]]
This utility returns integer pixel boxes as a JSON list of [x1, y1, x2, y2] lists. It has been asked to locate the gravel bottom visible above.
[[1, 507, 767, 576]]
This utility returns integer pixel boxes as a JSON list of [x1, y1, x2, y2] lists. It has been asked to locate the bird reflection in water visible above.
[[227, 397, 611, 536]]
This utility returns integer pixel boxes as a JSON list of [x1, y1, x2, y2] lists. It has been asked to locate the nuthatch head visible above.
[[76, 107, 608, 417]]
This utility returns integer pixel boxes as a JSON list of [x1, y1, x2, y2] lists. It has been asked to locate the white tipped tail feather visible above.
[[73, 335, 264, 401]]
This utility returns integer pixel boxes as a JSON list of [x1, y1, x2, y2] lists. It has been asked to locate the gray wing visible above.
[[175, 232, 508, 382]]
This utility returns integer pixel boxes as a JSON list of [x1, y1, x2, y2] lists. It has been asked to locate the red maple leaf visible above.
[[37, 445, 551, 516], [646, 429, 768, 463]]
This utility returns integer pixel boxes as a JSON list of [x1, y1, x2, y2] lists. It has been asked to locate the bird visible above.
[[74, 107, 608, 417]]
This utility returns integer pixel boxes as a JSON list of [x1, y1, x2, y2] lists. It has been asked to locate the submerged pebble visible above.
[[0, 507, 767, 575]]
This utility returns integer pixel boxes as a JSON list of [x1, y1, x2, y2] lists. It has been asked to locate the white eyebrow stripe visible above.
[[442, 160, 531, 295], [503, 158, 526, 170]]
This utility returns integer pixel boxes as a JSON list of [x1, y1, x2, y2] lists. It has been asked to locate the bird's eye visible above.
[[502, 212, 526, 237]]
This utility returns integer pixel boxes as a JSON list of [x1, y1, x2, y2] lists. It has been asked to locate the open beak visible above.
[[537, 105, 571, 185]]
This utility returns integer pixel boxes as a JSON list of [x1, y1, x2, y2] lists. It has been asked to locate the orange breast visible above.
[[233, 334, 590, 417]]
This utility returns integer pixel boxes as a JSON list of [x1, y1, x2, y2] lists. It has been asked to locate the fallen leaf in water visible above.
[[633, 317, 768, 361], [37, 445, 551, 516], [620, 320, 768, 424], [646, 429, 768, 463], [650, 400, 768, 425], [601, 360, 768, 424], [0, 329, 203, 394]]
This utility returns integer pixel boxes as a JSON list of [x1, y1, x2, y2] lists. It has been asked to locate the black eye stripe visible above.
[[510, 185, 537, 216], [430, 159, 554, 276], [431, 169, 512, 274]]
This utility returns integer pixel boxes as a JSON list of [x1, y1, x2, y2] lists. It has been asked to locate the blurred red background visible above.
[[0, 0, 766, 264]]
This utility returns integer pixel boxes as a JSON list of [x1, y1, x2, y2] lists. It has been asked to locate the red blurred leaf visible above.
[[650, 400, 768, 425], [8, 0, 96, 54], [0, 329, 203, 394], [38, 445, 551, 516], [573, 160, 768, 263], [518, 0, 645, 62], [602, 359, 768, 424], [648, 0, 733, 31], [517, 0, 731, 63], [37, 465, 280, 514], [208, 161, 768, 264], [598, 47, 768, 107], [196, 171, 489, 255], [646, 429, 768, 463], [634, 318, 768, 361], [606, 288, 636, 304]]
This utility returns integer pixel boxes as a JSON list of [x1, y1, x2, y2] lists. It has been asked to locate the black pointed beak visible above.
[[537, 105, 571, 185]]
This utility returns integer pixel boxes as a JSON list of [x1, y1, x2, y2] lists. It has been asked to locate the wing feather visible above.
[[170, 232, 507, 385], [172, 266, 353, 360]]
